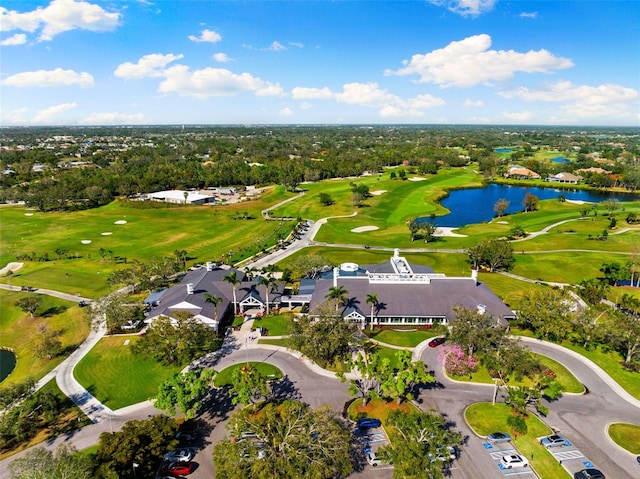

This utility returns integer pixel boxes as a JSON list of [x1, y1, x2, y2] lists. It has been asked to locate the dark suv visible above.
[[573, 469, 605, 479]]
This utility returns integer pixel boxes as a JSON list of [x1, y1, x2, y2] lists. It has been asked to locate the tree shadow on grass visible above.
[[41, 305, 69, 317]]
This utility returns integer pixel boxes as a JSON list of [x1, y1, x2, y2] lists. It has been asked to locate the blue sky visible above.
[[1, 0, 639, 126]]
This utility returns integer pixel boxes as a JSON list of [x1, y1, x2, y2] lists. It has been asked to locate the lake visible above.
[[0, 349, 16, 383], [421, 184, 639, 228]]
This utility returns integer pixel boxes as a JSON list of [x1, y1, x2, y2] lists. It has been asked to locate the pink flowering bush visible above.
[[438, 345, 479, 376]]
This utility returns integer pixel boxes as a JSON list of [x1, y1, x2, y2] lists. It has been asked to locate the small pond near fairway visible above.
[[420, 184, 639, 228], [0, 349, 17, 383]]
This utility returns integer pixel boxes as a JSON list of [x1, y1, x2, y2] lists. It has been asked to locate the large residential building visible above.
[[144, 263, 284, 331], [307, 250, 515, 328], [146, 251, 515, 333]]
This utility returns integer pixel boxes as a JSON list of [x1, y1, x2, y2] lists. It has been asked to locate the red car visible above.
[[428, 337, 446, 348], [165, 462, 195, 475]]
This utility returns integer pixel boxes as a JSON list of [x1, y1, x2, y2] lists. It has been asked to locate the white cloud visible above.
[[335, 82, 399, 107], [289, 42, 304, 48], [279, 107, 294, 116], [519, 12, 538, 19], [1, 107, 28, 124], [500, 81, 638, 104], [502, 111, 536, 122], [407, 93, 446, 110], [385, 34, 573, 88], [32, 102, 77, 124], [291, 83, 445, 117], [300, 101, 313, 110], [500, 81, 639, 120], [335, 82, 445, 117], [1, 33, 27, 45], [212, 53, 230, 63], [291, 86, 333, 100], [158, 65, 285, 98], [114, 53, 183, 79], [266, 41, 286, 51], [2, 68, 94, 87], [428, 0, 497, 16], [188, 29, 222, 43], [0, 0, 121, 42], [464, 98, 485, 107], [80, 112, 149, 125]]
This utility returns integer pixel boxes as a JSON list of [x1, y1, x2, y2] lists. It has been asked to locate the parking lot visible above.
[[537, 435, 605, 478], [481, 440, 537, 477]]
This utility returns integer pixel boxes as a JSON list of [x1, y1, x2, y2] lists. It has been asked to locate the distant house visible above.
[[506, 165, 540, 180], [575, 167, 611, 175], [144, 263, 284, 331], [547, 172, 583, 184]]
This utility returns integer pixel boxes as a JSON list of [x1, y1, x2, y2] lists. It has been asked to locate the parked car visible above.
[[357, 417, 381, 429], [163, 448, 194, 463], [428, 337, 446, 348], [540, 434, 569, 448], [366, 451, 382, 466], [487, 432, 511, 443], [428, 446, 456, 462], [500, 454, 529, 469], [573, 469, 605, 479], [165, 462, 195, 475]]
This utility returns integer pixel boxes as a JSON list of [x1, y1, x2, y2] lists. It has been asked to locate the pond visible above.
[[421, 184, 639, 228], [494, 148, 515, 153], [0, 349, 17, 383], [552, 157, 572, 163]]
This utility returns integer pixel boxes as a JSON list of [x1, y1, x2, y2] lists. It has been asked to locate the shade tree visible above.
[[155, 368, 216, 419], [212, 400, 354, 479], [377, 410, 462, 479]]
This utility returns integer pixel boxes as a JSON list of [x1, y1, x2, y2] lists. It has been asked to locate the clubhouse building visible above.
[[145, 250, 515, 331]]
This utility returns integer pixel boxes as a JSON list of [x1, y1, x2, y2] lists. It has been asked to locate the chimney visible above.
[[333, 267, 339, 288], [186, 283, 194, 295], [471, 268, 478, 285], [206, 262, 213, 271]]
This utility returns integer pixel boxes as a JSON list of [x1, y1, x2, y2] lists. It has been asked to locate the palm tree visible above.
[[365, 293, 378, 331], [223, 271, 242, 316], [326, 285, 348, 312], [183, 191, 188, 204], [204, 293, 223, 324], [257, 275, 275, 316]]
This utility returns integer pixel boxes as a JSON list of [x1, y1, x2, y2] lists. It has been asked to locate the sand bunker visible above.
[[114, 220, 127, 225], [435, 227, 467, 238], [101, 232, 113, 236], [370, 190, 387, 196], [0, 262, 24, 276], [24, 213, 34, 216], [408, 177, 426, 181], [496, 220, 509, 224], [81, 240, 92, 244], [566, 199, 590, 205], [351, 225, 379, 233]]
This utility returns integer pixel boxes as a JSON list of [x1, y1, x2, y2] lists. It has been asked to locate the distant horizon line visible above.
[[1, 123, 638, 129]]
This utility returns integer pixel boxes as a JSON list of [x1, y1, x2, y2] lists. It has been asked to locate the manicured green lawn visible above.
[[213, 362, 283, 387], [465, 402, 567, 479], [511, 328, 640, 400], [0, 189, 295, 297], [608, 423, 640, 454], [448, 353, 583, 394], [0, 290, 90, 388], [367, 328, 440, 348], [253, 314, 294, 336], [257, 337, 294, 349], [73, 336, 182, 409]]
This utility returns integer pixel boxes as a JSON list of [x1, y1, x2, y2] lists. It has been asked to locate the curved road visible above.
[[2, 199, 639, 477]]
